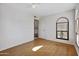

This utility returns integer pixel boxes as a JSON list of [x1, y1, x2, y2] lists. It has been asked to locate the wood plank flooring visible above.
[[0, 38, 78, 56]]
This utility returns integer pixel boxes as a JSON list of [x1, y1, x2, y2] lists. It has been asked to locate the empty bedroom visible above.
[[0, 3, 79, 56]]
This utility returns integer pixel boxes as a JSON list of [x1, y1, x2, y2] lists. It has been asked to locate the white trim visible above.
[[46, 38, 74, 45], [74, 42, 79, 55]]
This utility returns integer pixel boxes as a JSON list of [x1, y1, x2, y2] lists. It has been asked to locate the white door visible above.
[[76, 19, 79, 46]]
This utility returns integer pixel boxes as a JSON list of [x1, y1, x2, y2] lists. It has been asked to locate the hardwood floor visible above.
[[0, 38, 78, 56]]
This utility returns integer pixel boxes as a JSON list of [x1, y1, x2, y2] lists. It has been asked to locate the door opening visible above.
[[34, 16, 39, 39]]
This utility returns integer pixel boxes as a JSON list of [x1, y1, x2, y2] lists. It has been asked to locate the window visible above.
[[56, 17, 69, 40]]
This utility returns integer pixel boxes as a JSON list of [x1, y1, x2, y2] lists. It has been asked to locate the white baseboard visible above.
[[73, 42, 79, 56], [0, 40, 33, 51], [46, 39, 74, 45]]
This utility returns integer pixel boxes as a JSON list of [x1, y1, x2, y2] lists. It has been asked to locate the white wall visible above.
[[0, 4, 34, 51], [39, 10, 76, 44]]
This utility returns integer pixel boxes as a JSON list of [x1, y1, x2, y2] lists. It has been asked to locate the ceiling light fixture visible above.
[[32, 3, 40, 8]]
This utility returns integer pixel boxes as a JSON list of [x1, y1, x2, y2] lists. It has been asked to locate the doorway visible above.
[[34, 16, 39, 39]]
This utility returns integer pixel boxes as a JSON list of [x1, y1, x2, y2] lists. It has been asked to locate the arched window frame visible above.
[[56, 17, 69, 40]]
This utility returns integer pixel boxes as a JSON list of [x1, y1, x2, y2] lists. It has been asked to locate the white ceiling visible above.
[[1, 3, 76, 17]]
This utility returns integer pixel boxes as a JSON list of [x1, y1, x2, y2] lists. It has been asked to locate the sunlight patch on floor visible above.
[[32, 45, 43, 52]]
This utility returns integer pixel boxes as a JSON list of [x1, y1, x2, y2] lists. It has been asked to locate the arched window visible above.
[[56, 17, 69, 40]]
